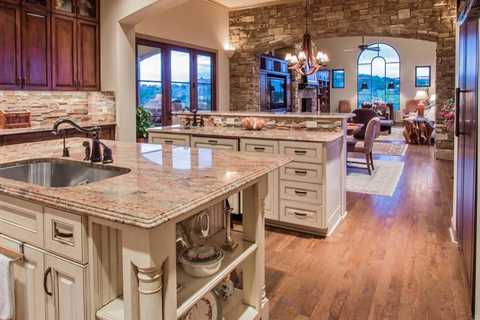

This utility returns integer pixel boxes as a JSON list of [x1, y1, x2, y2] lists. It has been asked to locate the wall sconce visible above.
[[224, 43, 235, 58]]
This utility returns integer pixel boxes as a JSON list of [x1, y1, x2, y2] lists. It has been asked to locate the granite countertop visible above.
[[149, 125, 344, 143], [0, 120, 117, 136], [0, 138, 290, 229], [173, 111, 354, 120]]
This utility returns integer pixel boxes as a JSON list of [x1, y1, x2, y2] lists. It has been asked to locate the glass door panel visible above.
[[138, 45, 163, 126], [53, 0, 74, 15], [171, 50, 191, 111], [77, 0, 97, 20], [23, 0, 49, 10], [197, 55, 212, 111]]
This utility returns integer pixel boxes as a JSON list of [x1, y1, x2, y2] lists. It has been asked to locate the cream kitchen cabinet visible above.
[[0, 235, 46, 320], [149, 129, 345, 236], [190, 136, 241, 214], [45, 254, 87, 320], [0, 233, 86, 320], [149, 133, 190, 146], [240, 139, 279, 220], [0, 194, 88, 320]]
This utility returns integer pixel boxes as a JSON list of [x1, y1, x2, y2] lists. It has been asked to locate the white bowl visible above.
[[180, 246, 224, 278]]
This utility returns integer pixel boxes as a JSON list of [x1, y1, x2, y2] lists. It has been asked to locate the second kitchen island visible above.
[[149, 112, 351, 237]]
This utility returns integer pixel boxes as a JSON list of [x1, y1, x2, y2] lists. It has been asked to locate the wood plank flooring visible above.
[[265, 145, 471, 320]]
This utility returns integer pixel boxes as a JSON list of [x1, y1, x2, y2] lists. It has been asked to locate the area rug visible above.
[[346, 160, 405, 196], [372, 142, 408, 157], [376, 126, 405, 142]]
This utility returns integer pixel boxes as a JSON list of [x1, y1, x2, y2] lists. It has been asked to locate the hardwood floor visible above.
[[265, 144, 471, 320]]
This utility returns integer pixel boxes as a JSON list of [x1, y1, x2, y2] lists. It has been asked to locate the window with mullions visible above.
[[357, 43, 400, 110], [136, 39, 216, 126]]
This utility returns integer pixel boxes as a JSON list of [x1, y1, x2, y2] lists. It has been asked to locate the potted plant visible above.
[[136, 107, 153, 143]]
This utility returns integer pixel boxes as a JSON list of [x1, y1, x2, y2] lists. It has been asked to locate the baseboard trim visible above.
[[327, 210, 348, 237]]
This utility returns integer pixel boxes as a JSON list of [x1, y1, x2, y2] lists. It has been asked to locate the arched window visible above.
[[357, 43, 400, 110]]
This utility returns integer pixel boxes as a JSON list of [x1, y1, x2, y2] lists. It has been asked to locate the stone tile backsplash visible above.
[[0, 91, 115, 127]]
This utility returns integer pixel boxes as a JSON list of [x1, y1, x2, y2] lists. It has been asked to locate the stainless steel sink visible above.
[[0, 159, 131, 188]]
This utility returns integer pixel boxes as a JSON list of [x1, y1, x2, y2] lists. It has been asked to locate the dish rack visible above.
[[0, 110, 31, 129]]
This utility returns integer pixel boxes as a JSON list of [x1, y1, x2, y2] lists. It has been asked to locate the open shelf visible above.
[[177, 231, 257, 318], [221, 288, 259, 320], [96, 297, 124, 320]]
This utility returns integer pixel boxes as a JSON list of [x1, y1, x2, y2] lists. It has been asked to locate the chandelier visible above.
[[285, 0, 329, 76]]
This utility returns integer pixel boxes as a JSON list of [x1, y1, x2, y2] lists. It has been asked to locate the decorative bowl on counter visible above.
[[180, 245, 224, 278], [241, 117, 265, 131]]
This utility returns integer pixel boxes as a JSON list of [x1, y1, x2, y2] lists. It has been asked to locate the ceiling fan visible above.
[[344, 36, 380, 53]]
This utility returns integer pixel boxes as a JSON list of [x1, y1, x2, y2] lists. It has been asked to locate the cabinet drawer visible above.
[[240, 138, 278, 154], [279, 141, 323, 164], [280, 162, 323, 183], [44, 208, 88, 264], [0, 194, 44, 248], [280, 200, 321, 227], [191, 136, 238, 151], [279, 180, 322, 204], [149, 133, 190, 146]]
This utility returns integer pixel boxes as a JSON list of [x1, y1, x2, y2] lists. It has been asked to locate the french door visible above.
[[456, 12, 478, 315], [136, 39, 216, 126]]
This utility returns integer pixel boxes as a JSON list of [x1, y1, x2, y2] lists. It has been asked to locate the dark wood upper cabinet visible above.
[[21, 9, 51, 90], [76, 19, 98, 90], [52, 0, 97, 21], [0, 0, 99, 91], [0, 0, 21, 4], [22, 0, 49, 12], [52, 14, 76, 90], [0, 3, 21, 89]]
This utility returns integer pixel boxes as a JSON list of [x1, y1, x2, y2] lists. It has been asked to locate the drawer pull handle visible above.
[[293, 211, 308, 218], [294, 190, 308, 197], [164, 140, 174, 144], [294, 170, 308, 176], [54, 229, 74, 239], [43, 267, 52, 296], [294, 150, 307, 155], [207, 140, 218, 144], [254, 147, 266, 152]]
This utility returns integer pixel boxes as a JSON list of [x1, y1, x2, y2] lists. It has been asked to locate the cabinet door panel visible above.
[[77, 19, 98, 90], [0, 4, 21, 89], [21, 9, 51, 89], [0, 236, 46, 320], [45, 254, 86, 320], [52, 14, 76, 90]]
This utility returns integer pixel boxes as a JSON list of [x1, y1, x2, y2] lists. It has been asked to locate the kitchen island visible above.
[[149, 112, 352, 237], [0, 138, 289, 320]]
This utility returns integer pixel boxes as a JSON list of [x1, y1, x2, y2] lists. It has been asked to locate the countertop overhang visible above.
[[0, 139, 290, 229], [149, 125, 344, 143]]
